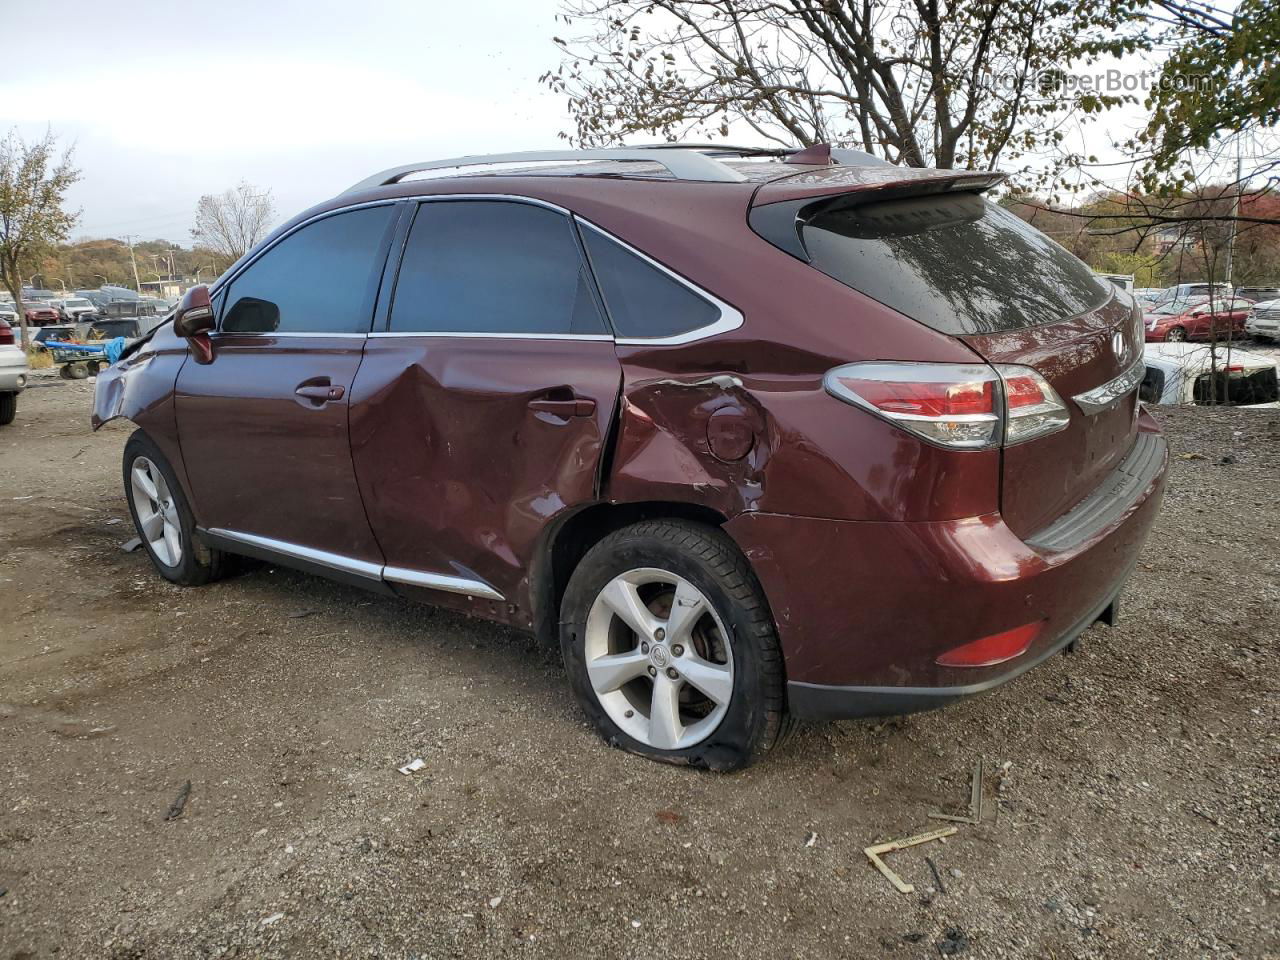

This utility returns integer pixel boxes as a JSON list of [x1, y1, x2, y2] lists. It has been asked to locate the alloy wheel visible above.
[[583, 568, 734, 750], [130, 456, 183, 566], [1166, 327, 1187, 342]]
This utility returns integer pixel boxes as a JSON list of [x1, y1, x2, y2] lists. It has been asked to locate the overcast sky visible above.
[[1, 0, 572, 242], [3, 0, 1180, 246]]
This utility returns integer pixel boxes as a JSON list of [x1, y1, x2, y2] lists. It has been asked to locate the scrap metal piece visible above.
[[397, 758, 426, 775], [928, 760, 984, 824], [863, 826, 958, 894]]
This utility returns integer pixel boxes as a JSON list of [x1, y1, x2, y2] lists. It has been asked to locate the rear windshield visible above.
[[800, 192, 1113, 335]]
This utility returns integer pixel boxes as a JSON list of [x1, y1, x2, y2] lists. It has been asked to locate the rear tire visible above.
[[123, 430, 229, 586], [67, 363, 89, 379], [0, 392, 15, 425], [1165, 326, 1187, 342], [560, 520, 795, 771]]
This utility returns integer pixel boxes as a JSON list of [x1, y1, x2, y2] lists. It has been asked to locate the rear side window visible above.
[[580, 227, 722, 339], [389, 201, 606, 336], [799, 193, 1113, 335], [222, 205, 395, 334]]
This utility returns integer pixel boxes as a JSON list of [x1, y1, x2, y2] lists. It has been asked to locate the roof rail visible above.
[[344, 148, 749, 194]]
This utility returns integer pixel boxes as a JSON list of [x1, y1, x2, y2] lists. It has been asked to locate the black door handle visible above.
[[295, 381, 345, 404]]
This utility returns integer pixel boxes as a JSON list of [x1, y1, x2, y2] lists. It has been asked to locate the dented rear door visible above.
[[348, 198, 621, 618]]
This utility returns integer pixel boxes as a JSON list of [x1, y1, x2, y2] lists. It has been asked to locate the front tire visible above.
[[123, 431, 228, 586], [560, 520, 794, 771], [1165, 326, 1188, 342]]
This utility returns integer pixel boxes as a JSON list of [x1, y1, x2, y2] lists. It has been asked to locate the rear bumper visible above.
[[0, 348, 29, 392], [725, 419, 1167, 720]]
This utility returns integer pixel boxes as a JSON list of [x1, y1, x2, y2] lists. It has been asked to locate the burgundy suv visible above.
[[93, 146, 1167, 769]]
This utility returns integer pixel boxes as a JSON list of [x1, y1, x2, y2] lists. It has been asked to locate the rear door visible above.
[[348, 198, 621, 611], [175, 203, 399, 566]]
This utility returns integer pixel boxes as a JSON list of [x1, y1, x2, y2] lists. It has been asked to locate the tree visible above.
[[191, 181, 275, 264], [541, 0, 1137, 177], [1135, 0, 1280, 184], [0, 130, 80, 349]]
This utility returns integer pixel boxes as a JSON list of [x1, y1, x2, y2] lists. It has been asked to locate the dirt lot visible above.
[[1, 372, 1277, 960]]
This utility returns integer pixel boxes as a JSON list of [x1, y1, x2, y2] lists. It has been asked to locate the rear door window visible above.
[[388, 200, 606, 336], [221, 205, 396, 334], [580, 226, 722, 339], [799, 193, 1114, 335]]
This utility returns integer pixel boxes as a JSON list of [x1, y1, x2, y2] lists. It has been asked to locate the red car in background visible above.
[[22, 302, 60, 326], [1144, 296, 1254, 342]]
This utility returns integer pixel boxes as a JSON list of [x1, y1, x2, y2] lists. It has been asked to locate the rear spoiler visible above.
[[749, 167, 1006, 261]]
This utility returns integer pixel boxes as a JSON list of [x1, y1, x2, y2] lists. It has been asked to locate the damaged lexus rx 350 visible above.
[[94, 146, 1167, 770]]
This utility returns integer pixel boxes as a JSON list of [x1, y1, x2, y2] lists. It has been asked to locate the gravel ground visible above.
[[0, 371, 1277, 960]]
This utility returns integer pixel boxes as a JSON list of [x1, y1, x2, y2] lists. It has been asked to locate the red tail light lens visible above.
[[0, 322, 12, 346], [824, 362, 1070, 449], [824, 363, 1001, 449], [936, 621, 1043, 667], [994, 365, 1070, 444]]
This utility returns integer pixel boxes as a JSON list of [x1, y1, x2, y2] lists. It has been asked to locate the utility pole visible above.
[[123, 234, 142, 292], [1223, 135, 1244, 292]]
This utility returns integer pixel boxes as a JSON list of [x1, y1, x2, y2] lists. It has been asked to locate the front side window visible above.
[[222, 205, 395, 334], [580, 226, 722, 339], [388, 200, 606, 336]]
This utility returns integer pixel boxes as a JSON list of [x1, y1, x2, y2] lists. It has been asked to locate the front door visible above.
[[349, 198, 622, 614], [175, 203, 400, 567]]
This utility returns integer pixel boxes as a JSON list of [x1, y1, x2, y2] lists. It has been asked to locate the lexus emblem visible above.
[[1111, 330, 1129, 364]]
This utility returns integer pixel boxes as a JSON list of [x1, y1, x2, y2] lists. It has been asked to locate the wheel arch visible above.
[[530, 499, 731, 646]]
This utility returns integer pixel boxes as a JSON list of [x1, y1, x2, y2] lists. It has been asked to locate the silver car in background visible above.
[[1244, 298, 1280, 342], [0, 316, 29, 425]]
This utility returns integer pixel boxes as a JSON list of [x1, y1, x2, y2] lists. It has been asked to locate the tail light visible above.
[[824, 362, 1068, 449], [0, 321, 12, 346]]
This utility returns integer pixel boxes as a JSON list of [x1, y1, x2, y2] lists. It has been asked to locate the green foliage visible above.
[[1139, 0, 1280, 178]]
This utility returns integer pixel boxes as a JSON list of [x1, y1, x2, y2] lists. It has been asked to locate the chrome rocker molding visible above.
[[1073, 358, 1145, 415], [201, 527, 504, 601]]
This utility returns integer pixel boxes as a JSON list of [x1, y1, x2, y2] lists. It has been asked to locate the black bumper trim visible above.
[[786, 575, 1129, 721], [1026, 433, 1166, 552]]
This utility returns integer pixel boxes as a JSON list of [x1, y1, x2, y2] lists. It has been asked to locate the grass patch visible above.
[[26, 348, 53, 370]]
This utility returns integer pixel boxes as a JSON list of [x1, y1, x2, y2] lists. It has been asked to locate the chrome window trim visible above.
[[368, 331, 613, 341], [1072, 357, 1146, 415], [214, 193, 742, 346], [575, 218, 745, 346], [209, 331, 369, 339], [202, 527, 506, 600]]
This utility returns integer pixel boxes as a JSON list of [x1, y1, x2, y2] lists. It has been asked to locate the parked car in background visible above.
[[1149, 283, 1231, 308], [89, 300, 160, 321], [0, 317, 28, 425], [0, 302, 16, 325], [23, 302, 61, 326], [1236, 286, 1280, 301], [52, 297, 97, 322], [138, 297, 173, 316], [1141, 343, 1279, 406], [1144, 296, 1253, 342], [1244, 299, 1280, 342], [84, 318, 149, 341], [94, 146, 1167, 770]]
